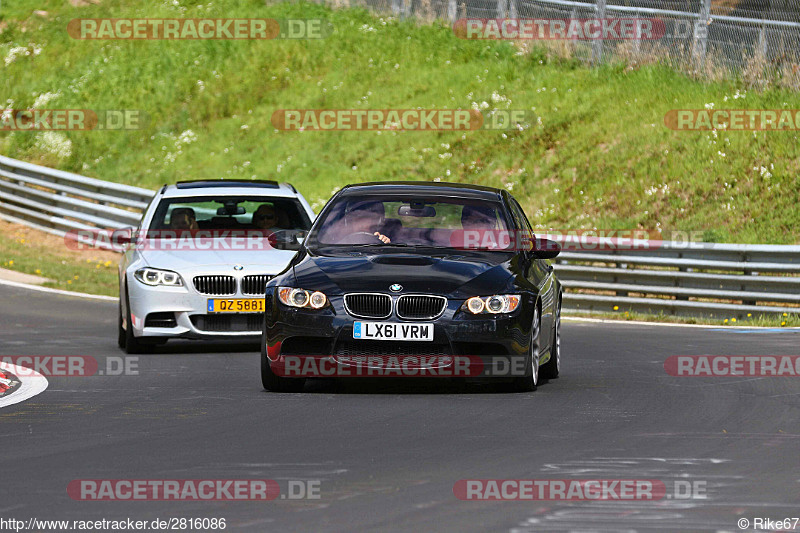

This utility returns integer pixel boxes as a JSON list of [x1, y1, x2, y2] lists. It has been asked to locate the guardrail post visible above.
[[742, 251, 757, 306], [592, 0, 606, 64], [676, 253, 690, 300], [633, 9, 641, 56], [692, 0, 710, 65], [569, 6, 577, 54], [497, 0, 507, 19], [448, 0, 457, 22], [758, 23, 768, 58]]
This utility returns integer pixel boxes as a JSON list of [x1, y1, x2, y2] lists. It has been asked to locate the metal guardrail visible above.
[[554, 241, 800, 319], [0, 155, 798, 319], [0, 154, 154, 241]]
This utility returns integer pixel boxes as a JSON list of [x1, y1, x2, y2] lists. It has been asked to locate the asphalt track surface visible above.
[[1, 283, 799, 532]]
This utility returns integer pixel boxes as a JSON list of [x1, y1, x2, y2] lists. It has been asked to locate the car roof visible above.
[[159, 180, 301, 199], [338, 181, 504, 200]]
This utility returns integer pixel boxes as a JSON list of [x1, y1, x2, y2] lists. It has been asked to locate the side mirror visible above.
[[532, 238, 560, 259], [113, 226, 135, 246]]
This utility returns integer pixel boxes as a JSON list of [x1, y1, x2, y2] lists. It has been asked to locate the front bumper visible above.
[[127, 275, 269, 340], [264, 293, 534, 375]]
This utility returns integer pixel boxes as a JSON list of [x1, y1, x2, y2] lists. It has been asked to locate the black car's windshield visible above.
[[307, 195, 513, 250]]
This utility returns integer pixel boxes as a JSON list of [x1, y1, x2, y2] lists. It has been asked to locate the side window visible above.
[[509, 198, 533, 234], [508, 198, 537, 252]]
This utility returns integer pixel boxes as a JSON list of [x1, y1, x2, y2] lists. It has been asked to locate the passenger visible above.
[[253, 204, 282, 232], [169, 207, 198, 231], [459, 205, 499, 249], [460, 205, 497, 230]]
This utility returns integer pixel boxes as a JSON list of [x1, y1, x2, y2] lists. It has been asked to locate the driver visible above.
[[344, 201, 391, 244]]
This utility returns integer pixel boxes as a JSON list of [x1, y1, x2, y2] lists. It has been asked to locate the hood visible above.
[[139, 248, 298, 272], [293, 249, 515, 296]]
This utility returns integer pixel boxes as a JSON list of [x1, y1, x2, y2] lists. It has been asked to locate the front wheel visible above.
[[511, 306, 540, 392], [117, 302, 126, 349], [540, 299, 561, 380]]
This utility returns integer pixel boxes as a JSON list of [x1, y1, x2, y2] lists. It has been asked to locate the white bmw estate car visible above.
[[118, 180, 315, 353]]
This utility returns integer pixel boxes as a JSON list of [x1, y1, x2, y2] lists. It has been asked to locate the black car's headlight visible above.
[[278, 287, 328, 309], [134, 268, 183, 286], [462, 295, 521, 314]]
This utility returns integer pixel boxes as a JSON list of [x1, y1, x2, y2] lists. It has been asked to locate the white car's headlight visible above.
[[462, 295, 521, 314], [134, 268, 184, 287], [278, 287, 328, 309]]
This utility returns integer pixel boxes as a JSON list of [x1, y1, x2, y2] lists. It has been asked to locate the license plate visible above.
[[207, 298, 265, 313], [353, 321, 434, 341]]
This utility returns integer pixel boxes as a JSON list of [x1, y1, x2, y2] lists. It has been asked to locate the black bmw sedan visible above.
[[261, 182, 562, 392]]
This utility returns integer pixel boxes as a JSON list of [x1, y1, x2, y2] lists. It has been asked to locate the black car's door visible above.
[[508, 197, 556, 351]]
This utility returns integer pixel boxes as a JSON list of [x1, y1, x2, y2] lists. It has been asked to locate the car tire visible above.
[[123, 287, 154, 354], [117, 302, 126, 349], [261, 331, 305, 393], [540, 298, 561, 380], [511, 306, 540, 392]]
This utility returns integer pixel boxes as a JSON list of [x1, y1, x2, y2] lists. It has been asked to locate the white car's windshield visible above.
[[147, 196, 312, 233]]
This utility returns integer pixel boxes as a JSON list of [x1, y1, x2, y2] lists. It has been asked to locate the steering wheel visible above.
[[338, 231, 384, 244]]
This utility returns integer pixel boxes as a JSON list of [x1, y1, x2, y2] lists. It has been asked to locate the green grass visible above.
[[564, 309, 800, 328], [0, 228, 119, 296], [1, 1, 799, 243]]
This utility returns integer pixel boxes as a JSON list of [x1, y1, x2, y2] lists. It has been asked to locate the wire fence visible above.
[[317, 0, 800, 85]]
